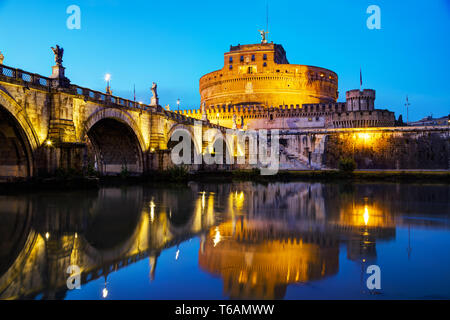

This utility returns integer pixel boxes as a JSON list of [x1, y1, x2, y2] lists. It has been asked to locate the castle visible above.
[[176, 37, 396, 130]]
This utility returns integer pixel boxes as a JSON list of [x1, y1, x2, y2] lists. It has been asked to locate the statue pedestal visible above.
[[150, 97, 159, 107], [50, 65, 70, 88]]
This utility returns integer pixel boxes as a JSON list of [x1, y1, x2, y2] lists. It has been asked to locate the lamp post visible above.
[[105, 73, 111, 95], [177, 98, 180, 112]]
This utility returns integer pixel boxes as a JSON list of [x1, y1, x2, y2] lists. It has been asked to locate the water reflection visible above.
[[0, 182, 449, 300]]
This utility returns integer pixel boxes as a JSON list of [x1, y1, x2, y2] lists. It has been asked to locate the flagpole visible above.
[[360, 67, 362, 91]]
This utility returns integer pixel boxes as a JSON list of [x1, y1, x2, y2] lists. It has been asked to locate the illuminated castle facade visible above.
[[176, 39, 396, 130]]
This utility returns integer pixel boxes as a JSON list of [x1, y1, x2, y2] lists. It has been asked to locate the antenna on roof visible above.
[[258, 2, 270, 44]]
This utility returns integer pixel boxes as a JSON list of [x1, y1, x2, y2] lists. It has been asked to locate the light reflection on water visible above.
[[0, 182, 449, 300]]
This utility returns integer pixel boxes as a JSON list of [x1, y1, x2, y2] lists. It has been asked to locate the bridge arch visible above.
[[0, 90, 38, 179], [83, 108, 146, 175]]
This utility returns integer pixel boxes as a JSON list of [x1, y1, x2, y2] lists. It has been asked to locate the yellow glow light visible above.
[[45, 140, 52, 146], [150, 201, 155, 222], [45, 232, 50, 240], [213, 227, 221, 247], [201, 192, 206, 209], [104, 73, 111, 82], [102, 288, 108, 298], [363, 205, 370, 226], [358, 132, 371, 141]]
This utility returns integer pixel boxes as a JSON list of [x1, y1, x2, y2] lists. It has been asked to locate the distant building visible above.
[[408, 115, 449, 126], [176, 38, 396, 130]]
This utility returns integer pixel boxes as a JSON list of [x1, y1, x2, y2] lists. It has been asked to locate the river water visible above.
[[0, 181, 449, 300]]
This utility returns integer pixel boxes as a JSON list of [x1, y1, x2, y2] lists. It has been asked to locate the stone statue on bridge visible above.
[[49, 45, 70, 88], [0, 51, 4, 65], [150, 82, 159, 106], [51, 45, 64, 66], [151, 82, 158, 98]]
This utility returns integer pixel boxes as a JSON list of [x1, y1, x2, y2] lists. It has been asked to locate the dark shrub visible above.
[[338, 158, 357, 173]]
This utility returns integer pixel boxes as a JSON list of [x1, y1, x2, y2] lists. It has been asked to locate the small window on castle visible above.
[[248, 67, 253, 74], [240, 56, 244, 62], [276, 70, 280, 73], [263, 54, 267, 60], [251, 54, 255, 61], [229, 64, 233, 70], [229, 57, 233, 63], [263, 62, 267, 67]]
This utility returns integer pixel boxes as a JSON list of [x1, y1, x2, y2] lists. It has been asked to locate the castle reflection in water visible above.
[[0, 182, 449, 300]]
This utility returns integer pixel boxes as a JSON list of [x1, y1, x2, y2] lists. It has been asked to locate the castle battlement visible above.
[[174, 88, 394, 130]]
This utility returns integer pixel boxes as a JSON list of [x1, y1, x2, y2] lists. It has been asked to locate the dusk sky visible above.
[[1, 0, 449, 121]]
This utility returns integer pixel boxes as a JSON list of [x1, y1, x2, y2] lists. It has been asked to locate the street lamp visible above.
[[105, 73, 112, 95], [177, 98, 180, 112]]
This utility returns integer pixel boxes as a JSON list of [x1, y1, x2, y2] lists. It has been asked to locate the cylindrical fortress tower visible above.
[[346, 89, 376, 111], [199, 43, 338, 108]]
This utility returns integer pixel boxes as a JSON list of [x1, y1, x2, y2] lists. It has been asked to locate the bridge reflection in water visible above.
[[0, 182, 449, 300]]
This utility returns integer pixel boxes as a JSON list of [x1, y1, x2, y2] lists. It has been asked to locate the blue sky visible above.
[[0, 0, 449, 121]]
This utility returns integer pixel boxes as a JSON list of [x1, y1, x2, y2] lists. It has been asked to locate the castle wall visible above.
[[280, 127, 450, 170]]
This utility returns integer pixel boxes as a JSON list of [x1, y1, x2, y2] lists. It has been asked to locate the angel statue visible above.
[[258, 30, 269, 44], [51, 45, 64, 66]]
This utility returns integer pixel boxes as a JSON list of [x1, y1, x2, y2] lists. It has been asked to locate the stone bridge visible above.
[[0, 61, 233, 180]]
